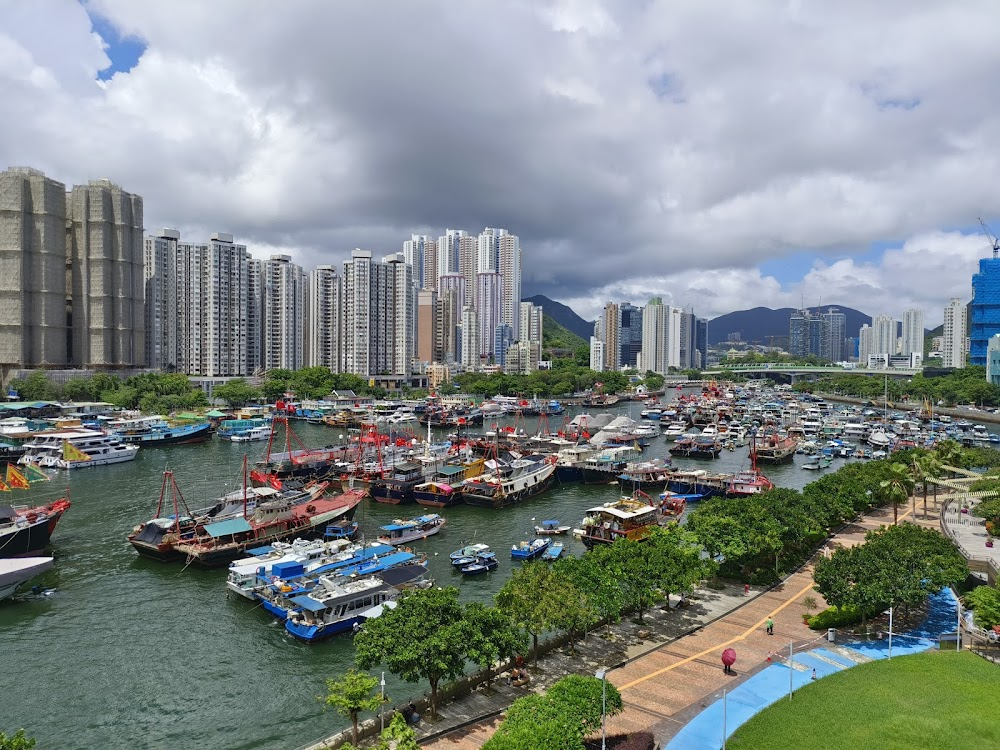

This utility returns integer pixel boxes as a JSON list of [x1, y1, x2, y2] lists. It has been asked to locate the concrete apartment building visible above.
[[306, 265, 341, 369]]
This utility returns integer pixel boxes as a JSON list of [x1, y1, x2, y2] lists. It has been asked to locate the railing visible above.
[[940, 495, 999, 585]]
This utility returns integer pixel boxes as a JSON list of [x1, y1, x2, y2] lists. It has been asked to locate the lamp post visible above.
[[722, 687, 728, 750], [957, 600, 962, 653], [595, 669, 607, 750], [380, 671, 386, 732], [888, 606, 894, 659]]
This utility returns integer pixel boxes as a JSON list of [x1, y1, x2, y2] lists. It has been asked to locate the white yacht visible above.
[[17, 428, 139, 469], [230, 426, 271, 442]]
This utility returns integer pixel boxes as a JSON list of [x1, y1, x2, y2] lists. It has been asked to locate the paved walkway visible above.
[[665, 587, 960, 748], [420, 504, 921, 750]]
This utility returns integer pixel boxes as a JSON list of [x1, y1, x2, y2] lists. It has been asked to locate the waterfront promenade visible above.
[[414, 503, 926, 750]]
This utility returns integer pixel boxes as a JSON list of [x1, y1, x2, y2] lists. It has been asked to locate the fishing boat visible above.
[[510, 538, 550, 560], [449, 543, 491, 565], [225, 538, 354, 599], [578, 495, 660, 549], [284, 564, 431, 642], [669, 435, 721, 459], [370, 461, 424, 505], [534, 520, 571, 535], [459, 552, 498, 575], [462, 454, 556, 509], [0, 496, 72, 558], [376, 514, 446, 546], [0, 557, 53, 601], [752, 432, 797, 464], [252, 416, 351, 483], [128, 462, 364, 566], [413, 455, 485, 507], [217, 418, 270, 440], [323, 521, 359, 541], [110, 416, 212, 446], [18, 429, 139, 469], [540, 542, 563, 561]]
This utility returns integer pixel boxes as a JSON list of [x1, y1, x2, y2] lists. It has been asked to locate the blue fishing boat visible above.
[[510, 538, 550, 560], [323, 521, 359, 541], [541, 542, 563, 561], [460, 552, 498, 575], [449, 542, 490, 563]]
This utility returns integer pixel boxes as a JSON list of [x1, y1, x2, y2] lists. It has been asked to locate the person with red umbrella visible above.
[[722, 648, 737, 675]]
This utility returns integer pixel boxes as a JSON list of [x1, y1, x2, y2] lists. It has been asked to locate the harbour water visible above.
[[2, 404, 819, 750]]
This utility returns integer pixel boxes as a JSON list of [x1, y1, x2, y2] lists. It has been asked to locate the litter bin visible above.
[[827, 628, 836, 643]]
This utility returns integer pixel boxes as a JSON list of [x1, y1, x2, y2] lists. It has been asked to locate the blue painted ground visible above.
[[666, 588, 959, 749]]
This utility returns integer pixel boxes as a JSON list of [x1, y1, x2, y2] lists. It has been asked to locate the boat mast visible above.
[[242, 454, 249, 518]]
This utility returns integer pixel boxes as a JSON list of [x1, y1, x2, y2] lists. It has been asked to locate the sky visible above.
[[2, 0, 1000, 326]]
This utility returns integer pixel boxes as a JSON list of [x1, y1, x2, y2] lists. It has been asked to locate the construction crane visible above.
[[979, 217, 1000, 259]]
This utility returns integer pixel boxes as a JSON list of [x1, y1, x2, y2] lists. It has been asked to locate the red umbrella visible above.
[[721, 648, 737, 667]]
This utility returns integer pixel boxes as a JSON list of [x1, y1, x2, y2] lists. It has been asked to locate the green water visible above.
[[1, 407, 815, 750]]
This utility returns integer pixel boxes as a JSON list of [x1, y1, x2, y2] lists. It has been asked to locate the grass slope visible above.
[[729, 651, 1000, 750], [542, 313, 586, 350]]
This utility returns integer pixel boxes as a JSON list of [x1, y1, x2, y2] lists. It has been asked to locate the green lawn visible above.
[[729, 651, 1000, 750]]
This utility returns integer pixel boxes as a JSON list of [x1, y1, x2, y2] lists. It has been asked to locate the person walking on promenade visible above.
[[766, 617, 774, 635]]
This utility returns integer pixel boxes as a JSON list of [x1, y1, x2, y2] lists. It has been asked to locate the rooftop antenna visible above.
[[979, 217, 1000, 259]]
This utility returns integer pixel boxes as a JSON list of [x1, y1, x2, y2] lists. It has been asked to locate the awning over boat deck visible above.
[[437, 465, 466, 476], [204, 518, 253, 537], [291, 595, 327, 612], [247, 545, 276, 556]]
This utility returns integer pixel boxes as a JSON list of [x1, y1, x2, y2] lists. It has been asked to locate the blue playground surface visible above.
[[666, 588, 959, 749]]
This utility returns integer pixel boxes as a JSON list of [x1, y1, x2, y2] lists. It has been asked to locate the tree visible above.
[[483, 675, 623, 750], [496, 562, 566, 666], [321, 668, 384, 745], [966, 585, 1000, 630], [375, 713, 419, 750], [464, 603, 528, 688], [213, 378, 263, 407], [555, 550, 625, 635], [916, 452, 942, 513], [0, 730, 34, 750], [879, 462, 915, 525], [354, 587, 470, 718], [935, 440, 965, 477]]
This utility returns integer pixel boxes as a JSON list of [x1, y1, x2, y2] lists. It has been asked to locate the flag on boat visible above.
[[62, 441, 91, 462], [5, 463, 30, 489], [0, 478, 9, 491], [21, 463, 50, 482]]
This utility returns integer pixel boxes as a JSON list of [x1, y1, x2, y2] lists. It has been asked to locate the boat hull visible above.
[[463, 463, 556, 509], [119, 423, 212, 446]]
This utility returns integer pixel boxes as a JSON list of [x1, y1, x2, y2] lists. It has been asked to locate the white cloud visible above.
[[1, 0, 999, 322]]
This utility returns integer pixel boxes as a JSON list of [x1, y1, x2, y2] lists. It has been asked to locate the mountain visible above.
[[707, 306, 872, 346], [542, 314, 586, 351], [522, 295, 594, 340]]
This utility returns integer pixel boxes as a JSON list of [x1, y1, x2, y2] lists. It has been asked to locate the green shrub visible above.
[[807, 605, 864, 630]]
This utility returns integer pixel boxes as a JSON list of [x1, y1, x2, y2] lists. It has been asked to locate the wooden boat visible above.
[[460, 552, 499, 575], [541, 542, 563, 561], [376, 514, 446, 546]]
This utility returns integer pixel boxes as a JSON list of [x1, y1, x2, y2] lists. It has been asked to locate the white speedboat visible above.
[[0, 557, 53, 601]]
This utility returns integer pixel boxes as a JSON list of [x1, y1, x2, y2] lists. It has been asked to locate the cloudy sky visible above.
[[2, 0, 999, 324]]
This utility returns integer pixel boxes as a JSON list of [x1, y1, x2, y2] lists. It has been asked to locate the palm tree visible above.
[[880, 462, 915, 525], [916, 452, 943, 514], [935, 439, 965, 478]]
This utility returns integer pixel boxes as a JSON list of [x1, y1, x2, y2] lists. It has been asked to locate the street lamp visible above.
[[380, 671, 386, 731], [595, 669, 607, 750]]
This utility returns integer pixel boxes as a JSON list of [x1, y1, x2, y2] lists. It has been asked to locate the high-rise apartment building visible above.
[[871, 314, 897, 358], [943, 298, 967, 369], [902, 309, 924, 357], [519, 301, 543, 363], [67, 178, 145, 367], [970, 257, 1000, 366], [306, 265, 341, 369], [416, 289, 437, 363], [144, 229, 180, 371], [436, 287, 462, 363], [261, 254, 306, 371], [460, 306, 478, 369], [341, 250, 414, 377], [618, 303, 643, 369], [498, 232, 521, 340], [476, 271, 502, 362], [821, 308, 846, 362], [639, 298, 680, 374], [858, 324, 873, 365], [247, 257, 264, 374], [0, 167, 70, 367], [403, 234, 436, 291]]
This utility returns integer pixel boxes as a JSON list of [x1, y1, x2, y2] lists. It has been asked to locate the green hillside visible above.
[[542, 313, 586, 350]]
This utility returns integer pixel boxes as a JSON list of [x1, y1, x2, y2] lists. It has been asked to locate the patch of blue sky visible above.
[[84, 5, 146, 81], [647, 72, 685, 103]]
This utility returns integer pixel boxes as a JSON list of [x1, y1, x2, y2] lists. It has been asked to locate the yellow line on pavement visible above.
[[617, 505, 917, 692]]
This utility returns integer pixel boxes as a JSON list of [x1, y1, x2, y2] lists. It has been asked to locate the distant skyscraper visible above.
[[789, 309, 823, 358], [498, 232, 521, 340], [342, 250, 375, 376], [943, 298, 967, 369], [601, 302, 620, 371], [871, 314, 896, 357], [306, 264, 341, 369], [519, 301, 543, 362], [416, 289, 437, 363], [619, 303, 643, 368], [971, 256, 1000, 366], [589, 336, 606, 372], [477, 227, 502, 272], [902, 309, 924, 357], [0, 167, 69, 367], [460, 306, 478, 369], [858, 324, 874, 366], [821, 308, 847, 362], [402, 234, 435, 290], [68, 178, 145, 367], [436, 229, 466, 280], [987, 335, 1000, 385], [640, 298, 681, 374]]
